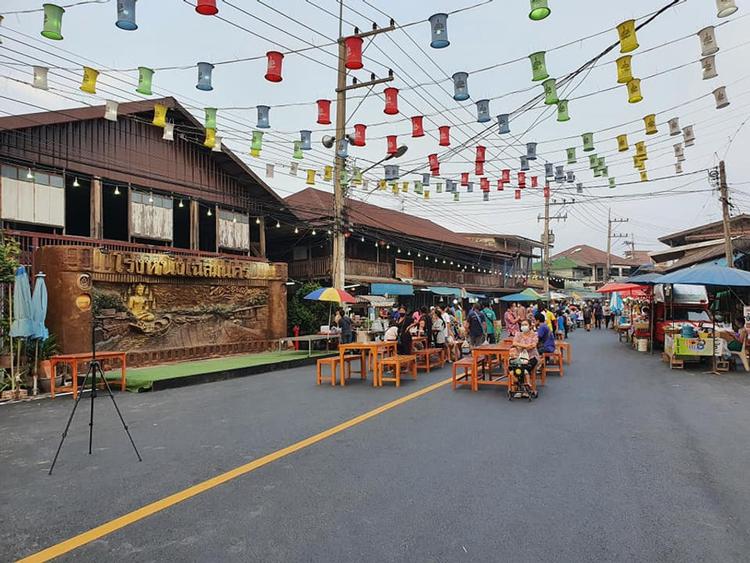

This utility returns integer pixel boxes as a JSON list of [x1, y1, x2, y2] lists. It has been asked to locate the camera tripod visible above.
[[48, 317, 141, 474]]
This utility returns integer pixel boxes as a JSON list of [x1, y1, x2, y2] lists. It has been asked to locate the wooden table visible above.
[[278, 333, 341, 356], [338, 341, 397, 386], [470, 343, 512, 392], [49, 351, 127, 398], [410, 336, 427, 352]]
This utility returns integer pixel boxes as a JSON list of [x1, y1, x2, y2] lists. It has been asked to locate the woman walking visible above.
[[504, 303, 519, 337]]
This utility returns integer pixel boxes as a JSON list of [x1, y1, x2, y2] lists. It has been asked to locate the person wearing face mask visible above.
[[512, 319, 540, 376]]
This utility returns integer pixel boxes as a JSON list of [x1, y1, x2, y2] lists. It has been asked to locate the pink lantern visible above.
[[476, 145, 486, 162], [411, 115, 424, 137], [518, 172, 526, 188], [501, 169, 510, 183], [480, 177, 490, 191], [265, 51, 284, 82], [387, 135, 398, 155], [353, 123, 367, 147], [196, 0, 218, 15], [384, 87, 399, 115], [531, 175, 538, 188], [475, 161, 484, 176], [497, 179, 505, 191], [515, 189, 521, 200], [344, 36, 364, 70], [316, 99, 331, 125], [439, 125, 450, 146], [461, 172, 469, 186]]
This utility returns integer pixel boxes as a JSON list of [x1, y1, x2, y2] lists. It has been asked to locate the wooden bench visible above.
[[452, 357, 480, 390], [542, 351, 564, 377], [415, 347, 446, 372], [377, 355, 417, 387], [316, 355, 362, 386]]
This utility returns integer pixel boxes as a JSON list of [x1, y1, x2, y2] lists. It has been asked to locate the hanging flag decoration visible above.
[[266, 163, 274, 178], [80, 66, 99, 94], [293, 141, 303, 159], [439, 125, 451, 146], [317, 99, 332, 124], [683, 125, 696, 146], [529, 0, 551, 21], [352, 124, 366, 147], [526, 142, 538, 160], [387, 135, 398, 155], [698, 26, 719, 57], [104, 100, 119, 122], [153, 103, 168, 127], [137, 66, 154, 95], [566, 147, 576, 164], [265, 51, 284, 82], [411, 116, 425, 137], [196, 0, 219, 15], [616, 19, 639, 53], [344, 36, 364, 70], [497, 114, 510, 134], [644, 114, 657, 135], [582, 132, 595, 152], [452, 72, 469, 101], [616, 55, 633, 84], [32, 66, 49, 90], [306, 169, 316, 185], [116, 0, 138, 31], [542, 78, 558, 105], [716, 0, 739, 17], [163, 123, 174, 141], [668, 117, 681, 136], [476, 99, 491, 123], [196, 62, 214, 91], [714, 86, 729, 108], [701, 55, 718, 80], [529, 51, 549, 82], [428, 13, 450, 48], [384, 87, 399, 114], [257, 105, 270, 128], [41, 4, 65, 40], [300, 130, 312, 150], [557, 100, 570, 122], [204, 128, 216, 149], [616, 134, 629, 152], [627, 78, 643, 103], [290, 162, 299, 176], [251, 130, 263, 153], [204, 107, 217, 129]]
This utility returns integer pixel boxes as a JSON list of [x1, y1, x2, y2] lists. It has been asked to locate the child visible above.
[[556, 313, 566, 340]]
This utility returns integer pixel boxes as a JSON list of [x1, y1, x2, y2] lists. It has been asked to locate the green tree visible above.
[[287, 282, 331, 335]]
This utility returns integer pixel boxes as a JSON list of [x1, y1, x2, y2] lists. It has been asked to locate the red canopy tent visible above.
[[596, 282, 649, 298]]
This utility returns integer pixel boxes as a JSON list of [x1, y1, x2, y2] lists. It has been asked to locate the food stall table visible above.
[[470, 343, 513, 392], [338, 341, 397, 386]]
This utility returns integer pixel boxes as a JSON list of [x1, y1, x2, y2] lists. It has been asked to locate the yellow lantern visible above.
[[250, 148, 260, 157], [324, 166, 332, 181], [627, 78, 643, 103], [378, 179, 386, 191], [616, 134, 629, 152], [640, 170, 648, 182], [402, 182, 409, 193], [152, 103, 167, 127], [306, 169, 316, 185], [80, 66, 99, 94], [633, 155, 645, 170], [424, 189, 430, 200], [615, 55, 633, 84], [203, 128, 216, 149], [643, 114, 657, 135], [617, 19, 639, 53], [391, 183, 399, 194], [635, 141, 647, 160]]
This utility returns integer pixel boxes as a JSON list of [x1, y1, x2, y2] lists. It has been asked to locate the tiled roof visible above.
[[551, 244, 638, 267]]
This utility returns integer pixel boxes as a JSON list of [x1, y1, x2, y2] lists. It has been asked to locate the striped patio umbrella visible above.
[[304, 287, 357, 303]]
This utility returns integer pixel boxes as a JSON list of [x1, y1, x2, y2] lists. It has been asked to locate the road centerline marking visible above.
[[19, 377, 451, 562]]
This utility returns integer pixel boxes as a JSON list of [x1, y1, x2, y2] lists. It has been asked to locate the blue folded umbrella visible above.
[[31, 272, 49, 340], [9, 266, 34, 338]]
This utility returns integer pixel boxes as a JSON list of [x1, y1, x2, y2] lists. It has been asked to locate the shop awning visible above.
[[427, 286, 462, 297], [466, 292, 486, 299], [371, 283, 414, 296], [356, 295, 396, 307]]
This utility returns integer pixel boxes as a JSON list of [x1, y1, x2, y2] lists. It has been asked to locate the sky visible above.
[[1, 0, 749, 258]]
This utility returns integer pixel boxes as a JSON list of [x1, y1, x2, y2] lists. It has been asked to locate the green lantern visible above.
[[529, 51, 549, 82], [436, 182, 443, 193], [453, 192, 460, 202], [598, 156, 606, 169], [542, 78, 558, 105], [593, 167, 602, 178], [588, 154, 598, 168], [293, 140, 303, 160], [557, 99, 570, 122], [136, 67, 154, 95], [529, 0, 551, 21], [251, 130, 263, 152], [601, 166, 609, 177], [204, 107, 217, 129], [582, 132, 595, 152], [414, 181, 424, 195], [609, 177, 616, 189], [566, 147, 577, 164], [41, 4, 65, 40]]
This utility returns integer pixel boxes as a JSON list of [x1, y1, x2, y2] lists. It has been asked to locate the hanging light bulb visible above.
[[232, 216, 237, 223], [114, 185, 121, 195], [26, 168, 34, 180], [72, 177, 80, 187], [312, 229, 317, 235], [529, 0, 551, 21], [256, 217, 261, 225], [148, 193, 154, 204], [276, 220, 281, 228], [179, 199, 184, 208], [207, 208, 212, 217], [295, 227, 300, 234]]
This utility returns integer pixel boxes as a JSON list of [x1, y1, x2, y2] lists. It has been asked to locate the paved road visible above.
[[3, 328, 750, 562]]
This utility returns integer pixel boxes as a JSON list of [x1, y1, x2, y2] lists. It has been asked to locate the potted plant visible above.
[[32, 334, 59, 394]]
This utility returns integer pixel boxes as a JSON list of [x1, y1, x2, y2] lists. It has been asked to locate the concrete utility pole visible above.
[[331, 6, 394, 289], [538, 188, 567, 293], [606, 208, 629, 281], [719, 160, 734, 268]]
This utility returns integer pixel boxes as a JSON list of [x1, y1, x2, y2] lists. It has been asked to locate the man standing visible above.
[[468, 303, 487, 347], [482, 302, 497, 344], [594, 301, 604, 330]]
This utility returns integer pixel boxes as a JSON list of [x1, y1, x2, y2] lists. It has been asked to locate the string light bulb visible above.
[[256, 217, 261, 225], [113, 186, 121, 195], [207, 208, 212, 217], [312, 229, 317, 235], [178, 199, 184, 208], [294, 227, 299, 234], [148, 193, 154, 204], [72, 177, 80, 187], [276, 220, 281, 228], [26, 168, 34, 180]]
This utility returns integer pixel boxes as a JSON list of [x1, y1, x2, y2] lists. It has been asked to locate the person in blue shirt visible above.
[[535, 313, 556, 353]]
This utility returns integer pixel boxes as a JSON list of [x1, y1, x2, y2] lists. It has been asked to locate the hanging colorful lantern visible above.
[[324, 166, 333, 181], [616, 19, 639, 53], [518, 172, 527, 188], [529, 0, 551, 21], [531, 176, 539, 188], [461, 172, 469, 186], [566, 170, 575, 183], [683, 125, 696, 147], [196, 62, 214, 91], [714, 86, 730, 109], [79, 66, 99, 94], [482, 192, 489, 202], [566, 147, 576, 164], [116, 0, 137, 30], [384, 87, 399, 114], [422, 173, 431, 186], [353, 168, 362, 185], [425, 189, 431, 200], [256, 105, 270, 128], [293, 141, 304, 160], [452, 72, 469, 101], [196, 0, 218, 15], [163, 123, 174, 141], [627, 78, 643, 104], [136, 66, 154, 95], [41, 3, 65, 40], [428, 13, 450, 48], [317, 99, 332, 124], [675, 162, 683, 174], [32, 66, 49, 90], [582, 132, 595, 152], [609, 177, 616, 189], [640, 170, 648, 182], [476, 145, 487, 163], [716, 0, 739, 17], [104, 100, 119, 122], [497, 114, 510, 134], [391, 183, 400, 195], [668, 117, 681, 136], [635, 141, 647, 159], [557, 99, 570, 122], [526, 142, 537, 160], [467, 182, 474, 193], [378, 179, 386, 190], [204, 128, 216, 149], [300, 130, 312, 150], [515, 189, 522, 200], [497, 179, 505, 191], [701, 55, 718, 80], [204, 107, 217, 129], [576, 183, 583, 194], [475, 161, 484, 176], [251, 130, 263, 152], [545, 162, 554, 178], [481, 177, 490, 191], [633, 155, 644, 169], [153, 103, 167, 127], [447, 179, 456, 193], [250, 148, 260, 158], [476, 99, 491, 123], [344, 36, 364, 70], [588, 154, 598, 169], [542, 78, 558, 105], [454, 192, 460, 202], [616, 55, 633, 84], [402, 182, 409, 193], [306, 169, 316, 185], [554, 165, 564, 183], [265, 163, 274, 177], [644, 114, 657, 135], [616, 134, 629, 152], [520, 156, 530, 171], [411, 115, 425, 138], [529, 51, 549, 82], [265, 51, 284, 82], [698, 26, 719, 57], [673, 143, 684, 160], [387, 135, 398, 155], [351, 124, 366, 147], [439, 125, 451, 146], [429, 153, 439, 171], [213, 137, 223, 153]]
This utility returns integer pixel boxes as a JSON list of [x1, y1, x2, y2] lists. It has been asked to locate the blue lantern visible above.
[[257, 105, 270, 129], [476, 99, 490, 123], [422, 173, 431, 186], [554, 165, 564, 183], [526, 141, 538, 160], [520, 156, 529, 171], [384, 164, 399, 180], [300, 130, 312, 150], [467, 182, 474, 193], [196, 62, 214, 91], [497, 113, 510, 134], [337, 138, 348, 158], [115, 0, 137, 30], [452, 72, 469, 101], [566, 170, 575, 183], [428, 13, 449, 48], [545, 162, 554, 178]]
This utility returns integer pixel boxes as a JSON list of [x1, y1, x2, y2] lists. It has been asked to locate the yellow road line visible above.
[[19, 378, 451, 562]]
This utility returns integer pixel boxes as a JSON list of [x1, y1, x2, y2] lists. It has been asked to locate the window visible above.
[[35, 172, 49, 186], [49, 174, 64, 188], [2, 165, 17, 180]]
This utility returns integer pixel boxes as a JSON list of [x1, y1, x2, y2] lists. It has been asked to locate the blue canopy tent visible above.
[[499, 292, 537, 302]]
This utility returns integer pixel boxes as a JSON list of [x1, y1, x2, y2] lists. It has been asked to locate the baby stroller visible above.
[[507, 352, 538, 402]]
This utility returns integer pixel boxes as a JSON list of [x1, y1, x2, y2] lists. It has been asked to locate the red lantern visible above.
[[439, 125, 451, 146], [518, 172, 526, 188], [497, 179, 505, 191], [544, 183, 550, 199], [316, 99, 331, 125], [461, 172, 469, 186], [265, 51, 284, 82], [384, 87, 399, 115], [480, 177, 490, 191], [387, 135, 398, 155], [431, 165, 440, 176], [476, 145, 486, 163], [515, 189, 521, 200], [344, 36, 364, 70], [196, 0, 218, 15], [353, 123, 367, 147], [475, 161, 484, 176], [411, 116, 424, 137], [428, 153, 439, 169], [501, 169, 510, 183], [531, 175, 538, 188]]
